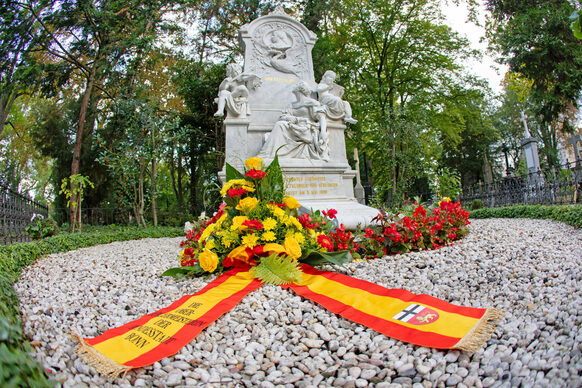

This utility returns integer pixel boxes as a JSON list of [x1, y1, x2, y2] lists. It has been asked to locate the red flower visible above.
[[242, 219, 264, 230], [245, 169, 267, 180], [268, 202, 286, 209], [227, 187, 248, 198], [317, 234, 334, 251], [323, 209, 338, 219]]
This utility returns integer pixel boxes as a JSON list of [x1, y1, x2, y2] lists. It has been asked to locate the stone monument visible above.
[[217, 7, 378, 228]]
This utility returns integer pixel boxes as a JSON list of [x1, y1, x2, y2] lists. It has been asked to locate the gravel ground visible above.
[[14, 218, 582, 388]]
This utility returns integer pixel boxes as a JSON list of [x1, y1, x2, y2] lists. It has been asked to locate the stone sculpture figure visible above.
[[317, 70, 357, 124], [257, 81, 329, 161], [214, 63, 260, 118]]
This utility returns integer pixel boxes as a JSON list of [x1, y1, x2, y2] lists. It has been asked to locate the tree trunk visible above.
[[0, 90, 18, 138], [151, 156, 158, 226], [138, 163, 146, 227], [70, 64, 97, 232]]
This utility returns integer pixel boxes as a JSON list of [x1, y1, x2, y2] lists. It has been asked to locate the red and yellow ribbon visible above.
[[76, 265, 502, 379]]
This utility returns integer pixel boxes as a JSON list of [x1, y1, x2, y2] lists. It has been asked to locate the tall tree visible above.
[[18, 0, 189, 230], [304, 0, 484, 204], [486, 0, 582, 169], [0, 1, 44, 137]]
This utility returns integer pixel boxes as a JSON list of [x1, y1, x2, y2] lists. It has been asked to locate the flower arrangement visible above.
[[359, 198, 470, 257], [164, 156, 352, 284]]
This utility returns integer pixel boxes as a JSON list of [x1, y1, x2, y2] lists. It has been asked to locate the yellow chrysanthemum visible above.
[[222, 237, 234, 248], [198, 223, 215, 243], [236, 196, 259, 213], [199, 249, 219, 272], [245, 157, 263, 171], [284, 236, 302, 259], [289, 216, 303, 231], [283, 196, 300, 209], [231, 216, 249, 232], [263, 217, 277, 231], [215, 213, 228, 228], [293, 232, 305, 244], [205, 239, 216, 251], [241, 233, 259, 248], [268, 205, 286, 217], [261, 231, 276, 242]]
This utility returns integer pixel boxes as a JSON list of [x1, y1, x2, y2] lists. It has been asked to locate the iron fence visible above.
[[53, 207, 134, 226], [0, 184, 48, 245], [460, 162, 582, 208]]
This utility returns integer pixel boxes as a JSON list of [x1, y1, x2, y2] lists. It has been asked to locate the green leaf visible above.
[[161, 266, 205, 278], [226, 162, 244, 181], [251, 254, 303, 285], [261, 148, 285, 203], [572, 18, 582, 39], [300, 250, 353, 267]]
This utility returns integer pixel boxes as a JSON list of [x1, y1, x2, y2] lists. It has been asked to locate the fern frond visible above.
[[251, 253, 303, 285]]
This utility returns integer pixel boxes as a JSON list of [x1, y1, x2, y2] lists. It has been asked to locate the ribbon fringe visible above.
[[454, 308, 505, 353], [72, 333, 130, 380]]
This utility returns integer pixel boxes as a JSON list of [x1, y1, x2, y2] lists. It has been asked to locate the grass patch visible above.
[[0, 225, 182, 387], [470, 204, 582, 228]]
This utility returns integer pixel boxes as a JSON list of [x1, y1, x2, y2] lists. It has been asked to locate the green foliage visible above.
[[470, 205, 582, 228], [250, 254, 303, 285], [261, 152, 285, 204], [225, 162, 244, 181], [487, 0, 582, 133], [0, 225, 182, 387], [471, 199, 484, 210], [301, 250, 353, 268], [161, 266, 206, 278], [305, 0, 486, 206], [570, 10, 582, 39], [436, 167, 462, 200], [24, 217, 59, 240]]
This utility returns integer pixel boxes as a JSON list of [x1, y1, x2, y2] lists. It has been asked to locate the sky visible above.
[[442, 1, 508, 95]]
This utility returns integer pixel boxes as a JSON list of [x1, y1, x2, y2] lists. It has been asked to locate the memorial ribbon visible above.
[[76, 266, 502, 379]]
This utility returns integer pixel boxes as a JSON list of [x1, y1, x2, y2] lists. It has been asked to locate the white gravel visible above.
[[14, 218, 582, 388]]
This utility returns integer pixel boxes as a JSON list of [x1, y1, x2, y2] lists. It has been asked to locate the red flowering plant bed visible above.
[[359, 199, 470, 258]]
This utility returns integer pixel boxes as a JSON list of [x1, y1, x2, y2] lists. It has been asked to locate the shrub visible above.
[[470, 204, 582, 228], [0, 225, 182, 387], [25, 218, 59, 240], [471, 199, 484, 210]]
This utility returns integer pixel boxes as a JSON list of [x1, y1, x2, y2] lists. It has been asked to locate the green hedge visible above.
[[0, 226, 183, 387], [470, 204, 582, 228]]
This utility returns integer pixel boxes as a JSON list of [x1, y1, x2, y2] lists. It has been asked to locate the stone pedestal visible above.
[[520, 137, 544, 186]]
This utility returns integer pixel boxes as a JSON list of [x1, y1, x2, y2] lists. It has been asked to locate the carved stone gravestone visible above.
[[217, 7, 378, 228]]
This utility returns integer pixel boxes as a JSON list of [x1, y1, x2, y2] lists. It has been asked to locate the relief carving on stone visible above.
[[250, 23, 308, 77]]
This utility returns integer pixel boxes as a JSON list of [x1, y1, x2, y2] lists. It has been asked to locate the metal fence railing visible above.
[[0, 185, 48, 245], [460, 162, 582, 208]]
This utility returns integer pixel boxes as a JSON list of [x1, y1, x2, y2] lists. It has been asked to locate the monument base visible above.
[[299, 198, 379, 230]]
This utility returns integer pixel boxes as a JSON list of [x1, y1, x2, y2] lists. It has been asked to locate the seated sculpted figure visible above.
[[214, 63, 259, 118], [257, 81, 330, 161], [316, 70, 357, 124]]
